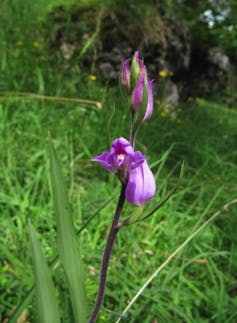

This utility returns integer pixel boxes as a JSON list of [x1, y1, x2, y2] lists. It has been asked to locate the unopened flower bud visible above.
[[121, 51, 154, 122], [121, 58, 131, 92]]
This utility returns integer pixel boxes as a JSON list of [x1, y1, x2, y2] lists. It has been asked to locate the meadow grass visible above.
[[1, 1, 237, 322]]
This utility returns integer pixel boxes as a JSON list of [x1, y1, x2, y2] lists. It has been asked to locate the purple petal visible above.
[[110, 137, 135, 170], [131, 151, 146, 169], [143, 79, 154, 121], [134, 51, 144, 70], [91, 152, 115, 172], [92, 137, 136, 173], [121, 58, 131, 90], [91, 137, 151, 180], [134, 50, 139, 61], [131, 69, 145, 110], [125, 160, 156, 206], [110, 137, 134, 156]]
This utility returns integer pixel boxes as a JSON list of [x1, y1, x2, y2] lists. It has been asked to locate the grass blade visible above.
[[115, 198, 237, 322], [0, 91, 102, 111], [49, 139, 88, 323], [28, 221, 60, 323]]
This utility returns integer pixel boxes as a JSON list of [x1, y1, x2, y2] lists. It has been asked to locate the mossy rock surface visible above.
[[42, 2, 235, 102], [43, 3, 190, 78]]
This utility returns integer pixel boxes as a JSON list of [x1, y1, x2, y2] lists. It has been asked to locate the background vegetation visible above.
[[1, 0, 237, 322]]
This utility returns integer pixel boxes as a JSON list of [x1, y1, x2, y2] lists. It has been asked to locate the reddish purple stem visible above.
[[89, 184, 126, 322]]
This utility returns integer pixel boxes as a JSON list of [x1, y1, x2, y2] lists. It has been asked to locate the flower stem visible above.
[[89, 184, 126, 322]]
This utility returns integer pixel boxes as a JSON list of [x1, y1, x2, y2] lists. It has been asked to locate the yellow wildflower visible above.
[[89, 75, 97, 81], [159, 70, 168, 78]]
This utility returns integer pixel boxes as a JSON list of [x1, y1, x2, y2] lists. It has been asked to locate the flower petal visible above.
[[131, 151, 146, 169], [134, 51, 144, 70], [110, 137, 134, 156], [143, 79, 154, 121], [91, 152, 115, 172], [121, 58, 131, 91], [125, 160, 156, 206], [131, 69, 145, 110]]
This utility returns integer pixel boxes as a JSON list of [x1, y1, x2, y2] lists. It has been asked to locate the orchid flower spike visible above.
[[121, 51, 154, 122]]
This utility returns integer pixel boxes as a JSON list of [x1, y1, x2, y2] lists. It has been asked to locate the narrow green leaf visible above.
[[150, 144, 175, 176], [139, 161, 184, 222], [78, 31, 98, 59], [8, 193, 117, 323], [28, 221, 60, 323], [49, 139, 88, 323], [135, 161, 184, 224]]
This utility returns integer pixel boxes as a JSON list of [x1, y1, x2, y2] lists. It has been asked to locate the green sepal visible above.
[[130, 54, 141, 90]]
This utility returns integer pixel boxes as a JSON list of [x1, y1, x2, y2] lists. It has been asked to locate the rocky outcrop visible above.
[[44, 3, 233, 102], [179, 46, 231, 99]]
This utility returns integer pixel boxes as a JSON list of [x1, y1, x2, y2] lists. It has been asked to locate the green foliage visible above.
[[1, 92, 237, 322], [181, 0, 237, 62], [0, 0, 237, 322], [28, 222, 61, 323], [49, 139, 88, 322]]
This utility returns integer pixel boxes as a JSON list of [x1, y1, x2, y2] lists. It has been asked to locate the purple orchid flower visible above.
[[126, 159, 156, 206], [92, 137, 156, 206]]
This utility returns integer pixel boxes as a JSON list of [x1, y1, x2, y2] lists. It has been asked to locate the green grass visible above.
[[1, 1, 237, 322]]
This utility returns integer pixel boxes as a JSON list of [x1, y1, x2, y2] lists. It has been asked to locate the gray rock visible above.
[[208, 48, 230, 71]]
